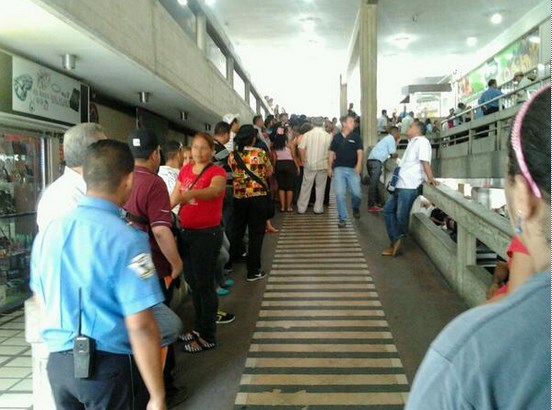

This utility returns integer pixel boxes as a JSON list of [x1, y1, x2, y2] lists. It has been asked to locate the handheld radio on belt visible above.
[[73, 288, 96, 378]]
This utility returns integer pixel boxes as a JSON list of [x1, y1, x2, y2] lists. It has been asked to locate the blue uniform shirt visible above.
[[30, 196, 164, 355], [478, 87, 503, 110], [406, 272, 551, 410], [368, 134, 397, 163]]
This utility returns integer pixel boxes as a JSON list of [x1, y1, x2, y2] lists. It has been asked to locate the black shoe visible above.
[[338, 220, 346, 228], [216, 310, 236, 324], [247, 270, 267, 282], [353, 209, 361, 219], [166, 385, 188, 408]]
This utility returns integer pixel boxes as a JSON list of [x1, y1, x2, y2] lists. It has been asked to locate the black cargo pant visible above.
[[47, 350, 148, 410]]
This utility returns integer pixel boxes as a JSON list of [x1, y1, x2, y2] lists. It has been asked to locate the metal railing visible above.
[[410, 183, 513, 307]]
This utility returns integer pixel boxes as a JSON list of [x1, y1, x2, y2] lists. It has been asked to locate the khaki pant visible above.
[[297, 168, 328, 214]]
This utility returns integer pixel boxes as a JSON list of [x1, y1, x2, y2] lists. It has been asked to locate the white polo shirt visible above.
[[36, 167, 86, 231], [396, 136, 432, 189]]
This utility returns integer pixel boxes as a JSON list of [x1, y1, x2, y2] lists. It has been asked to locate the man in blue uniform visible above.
[[31, 140, 166, 409]]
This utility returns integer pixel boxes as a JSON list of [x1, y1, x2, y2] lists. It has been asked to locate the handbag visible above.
[[386, 166, 401, 194], [233, 151, 275, 220]]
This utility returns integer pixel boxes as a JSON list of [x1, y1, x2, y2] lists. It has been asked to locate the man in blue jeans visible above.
[[382, 121, 437, 256], [328, 114, 364, 228]]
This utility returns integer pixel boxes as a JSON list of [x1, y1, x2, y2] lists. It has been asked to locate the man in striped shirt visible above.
[[159, 140, 185, 214]]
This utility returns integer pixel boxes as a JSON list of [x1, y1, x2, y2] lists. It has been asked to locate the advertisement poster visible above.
[[458, 29, 540, 102], [12, 57, 82, 124]]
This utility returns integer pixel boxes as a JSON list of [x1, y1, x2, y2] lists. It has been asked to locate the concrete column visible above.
[[359, 0, 378, 150], [244, 81, 251, 105], [456, 225, 477, 295], [226, 56, 234, 87], [340, 74, 348, 117], [256, 97, 262, 115], [196, 12, 207, 53]]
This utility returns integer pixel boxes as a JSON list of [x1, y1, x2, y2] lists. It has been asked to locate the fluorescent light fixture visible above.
[[139, 92, 150, 104], [177, 0, 188, 5], [302, 19, 315, 33], [62, 54, 77, 70], [466, 37, 478, 47], [490, 13, 503, 24], [391, 34, 412, 49]]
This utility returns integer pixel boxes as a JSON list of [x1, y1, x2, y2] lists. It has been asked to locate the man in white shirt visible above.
[[297, 118, 333, 214], [382, 121, 437, 257], [377, 109, 389, 135], [222, 113, 240, 151], [37, 123, 106, 230], [400, 111, 414, 136], [158, 140, 184, 214]]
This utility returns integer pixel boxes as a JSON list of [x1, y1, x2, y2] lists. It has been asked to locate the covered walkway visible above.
[[174, 199, 466, 409]]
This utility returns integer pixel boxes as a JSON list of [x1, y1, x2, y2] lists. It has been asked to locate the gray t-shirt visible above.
[[406, 271, 551, 410]]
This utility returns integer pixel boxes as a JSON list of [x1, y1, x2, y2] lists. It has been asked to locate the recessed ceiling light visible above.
[[177, 0, 188, 5], [490, 13, 503, 24], [466, 37, 478, 47]]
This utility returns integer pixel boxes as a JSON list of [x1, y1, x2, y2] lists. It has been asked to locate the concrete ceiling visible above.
[[204, 0, 544, 115], [0, 0, 218, 134]]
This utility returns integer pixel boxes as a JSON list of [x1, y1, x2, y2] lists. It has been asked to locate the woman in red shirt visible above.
[[171, 132, 226, 353]]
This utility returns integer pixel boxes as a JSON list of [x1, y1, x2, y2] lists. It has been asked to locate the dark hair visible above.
[[299, 122, 313, 135], [507, 86, 550, 200], [390, 126, 399, 133], [253, 115, 263, 125], [340, 114, 355, 124], [265, 115, 275, 126], [382, 109, 387, 115], [234, 125, 257, 151], [193, 132, 215, 150], [488, 79, 497, 87], [163, 140, 182, 161], [424, 118, 432, 125], [272, 134, 287, 151], [412, 121, 426, 136], [214, 121, 231, 136], [83, 140, 134, 194]]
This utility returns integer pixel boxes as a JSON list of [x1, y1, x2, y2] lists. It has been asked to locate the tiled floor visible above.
[[0, 310, 32, 410]]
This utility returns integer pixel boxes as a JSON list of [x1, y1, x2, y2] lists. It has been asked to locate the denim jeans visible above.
[[181, 226, 223, 343], [366, 160, 383, 207], [152, 302, 183, 347], [383, 188, 419, 243], [333, 166, 362, 221]]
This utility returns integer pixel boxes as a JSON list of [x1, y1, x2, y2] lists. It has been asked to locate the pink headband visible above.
[[510, 84, 549, 199]]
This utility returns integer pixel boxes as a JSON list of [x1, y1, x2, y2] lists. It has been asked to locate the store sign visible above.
[[12, 57, 81, 124]]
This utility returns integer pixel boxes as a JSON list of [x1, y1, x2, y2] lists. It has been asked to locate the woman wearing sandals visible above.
[[271, 124, 300, 212], [171, 132, 226, 353]]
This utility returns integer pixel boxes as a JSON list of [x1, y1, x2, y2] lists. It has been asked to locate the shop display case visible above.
[[0, 132, 43, 312]]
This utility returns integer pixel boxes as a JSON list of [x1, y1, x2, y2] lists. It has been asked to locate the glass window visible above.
[[234, 71, 245, 100], [250, 92, 257, 112], [158, 0, 196, 39], [206, 35, 226, 77]]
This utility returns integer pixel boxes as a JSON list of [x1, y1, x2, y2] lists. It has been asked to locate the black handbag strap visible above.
[[188, 163, 213, 190], [233, 151, 270, 193]]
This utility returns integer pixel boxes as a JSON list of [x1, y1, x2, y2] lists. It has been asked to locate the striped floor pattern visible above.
[[234, 206, 409, 409]]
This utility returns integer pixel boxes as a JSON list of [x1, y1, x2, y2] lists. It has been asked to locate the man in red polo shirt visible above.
[[125, 128, 186, 406]]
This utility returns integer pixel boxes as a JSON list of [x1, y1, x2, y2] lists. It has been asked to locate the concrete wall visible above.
[[35, 0, 255, 122], [95, 104, 136, 142]]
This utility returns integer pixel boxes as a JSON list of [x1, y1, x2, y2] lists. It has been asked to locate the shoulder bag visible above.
[[233, 151, 275, 220]]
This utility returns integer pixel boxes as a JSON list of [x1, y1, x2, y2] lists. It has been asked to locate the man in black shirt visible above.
[[213, 121, 233, 234], [328, 114, 364, 227]]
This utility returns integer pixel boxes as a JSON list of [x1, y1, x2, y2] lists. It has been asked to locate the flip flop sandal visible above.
[[178, 330, 199, 342], [182, 338, 216, 354]]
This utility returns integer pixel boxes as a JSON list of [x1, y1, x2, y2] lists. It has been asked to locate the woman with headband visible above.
[[406, 85, 551, 409]]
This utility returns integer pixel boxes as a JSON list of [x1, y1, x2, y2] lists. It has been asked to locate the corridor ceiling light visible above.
[[466, 37, 478, 47], [490, 13, 503, 25], [139, 92, 150, 104], [62, 54, 77, 70], [177, 0, 188, 5], [180, 111, 189, 121]]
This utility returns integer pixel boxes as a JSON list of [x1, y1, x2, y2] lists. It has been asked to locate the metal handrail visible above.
[[441, 76, 548, 127]]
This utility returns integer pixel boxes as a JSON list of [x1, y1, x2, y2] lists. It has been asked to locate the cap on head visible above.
[[223, 113, 239, 125], [128, 128, 160, 159]]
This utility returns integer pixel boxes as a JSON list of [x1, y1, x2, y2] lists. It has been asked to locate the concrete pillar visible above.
[[256, 97, 262, 115], [25, 298, 55, 410], [456, 225, 477, 295], [196, 12, 207, 53], [245, 81, 251, 105], [340, 74, 348, 117], [226, 56, 234, 87], [359, 0, 378, 150]]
